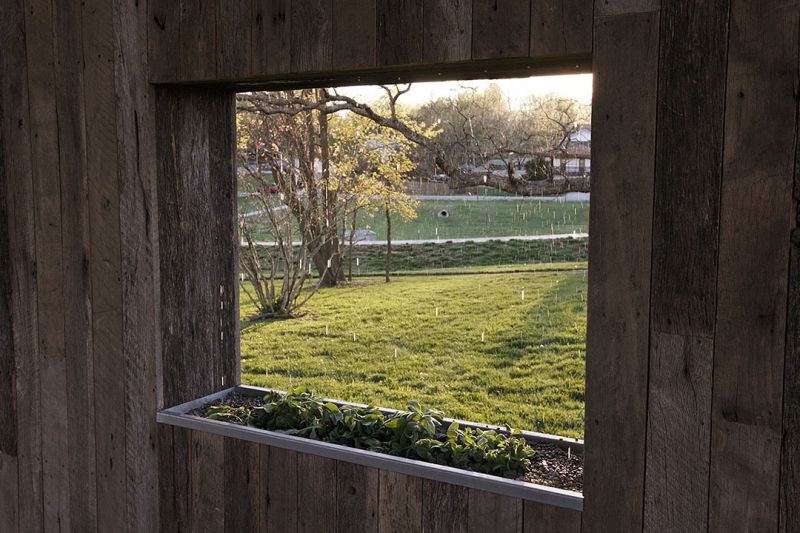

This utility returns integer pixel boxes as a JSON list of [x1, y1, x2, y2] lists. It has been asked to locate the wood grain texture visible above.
[[252, 0, 291, 75], [224, 438, 261, 532], [53, 3, 98, 527], [291, 0, 333, 73], [472, 0, 531, 60], [261, 446, 298, 532], [523, 500, 581, 532], [114, 1, 161, 531], [378, 0, 424, 66], [422, 479, 468, 533], [298, 453, 337, 533], [644, 333, 712, 532], [190, 431, 225, 532], [216, 0, 251, 79], [423, 0, 472, 63], [0, 453, 16, 533], [0, 53, 19, 533], [25, 0, 71, 529], [83, 0, 126, 530], [467, 489, 522, 533], [595, 0, 658, 16], [332, 0, 377, 70], [207, 93, 239, 388], [530, 0, 592, 58], [379, 471, 423, 533], [148, 0, 180, 82], [709, 1, 799, 531], [583, 10, 659, 533], [157, 88, 237, 406], [3, 1, 42, 529], [650, 0, 729, 337], [336, 462, 379, 533], [179, 0, 217, 81], [782, 222, 800, 533], [0, 0, 17, 467]]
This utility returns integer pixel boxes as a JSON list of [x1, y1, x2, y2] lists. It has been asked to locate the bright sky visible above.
[[336, 74, 592, 109]]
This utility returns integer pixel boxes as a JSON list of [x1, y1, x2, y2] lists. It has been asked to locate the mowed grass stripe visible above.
[[240, 270, 587, 438]]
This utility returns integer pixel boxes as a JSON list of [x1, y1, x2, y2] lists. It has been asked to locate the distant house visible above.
[[553, 124, 591, 177]]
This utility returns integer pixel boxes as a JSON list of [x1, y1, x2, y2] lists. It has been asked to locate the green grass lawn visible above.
[[240, 268, 587, 438], [358, 199, 589, 240], [241, 197, 590, 242]]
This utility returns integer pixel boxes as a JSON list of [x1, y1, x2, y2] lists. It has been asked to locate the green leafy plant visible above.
[[203, 388, 534, 478]]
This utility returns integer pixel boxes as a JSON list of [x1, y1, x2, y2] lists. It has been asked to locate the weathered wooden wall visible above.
[[2, 0, 799, 532], [586, 2, 800, 533], [147, 0, 593, 85], [0, 0, 160, 531], [158, 427, 581, 533]]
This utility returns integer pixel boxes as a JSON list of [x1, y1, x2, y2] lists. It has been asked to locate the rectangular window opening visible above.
[[183, 74, 591, 501]]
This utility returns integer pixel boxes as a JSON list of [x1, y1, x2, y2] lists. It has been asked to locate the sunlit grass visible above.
[[240, 268, 587, 438]]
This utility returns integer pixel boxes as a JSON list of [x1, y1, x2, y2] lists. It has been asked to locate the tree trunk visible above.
[[385, 205, 392, 283], [348, 206, 358, 281]]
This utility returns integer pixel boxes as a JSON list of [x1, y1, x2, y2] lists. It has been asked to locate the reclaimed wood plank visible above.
[[298, 453, 337, 533], [379, 471, 423, 533], [377, 0, 424, 66], [224, 438, 261, 533], [583, 10, 659, 533], [0, 453, 16, 533], [290, 0, 333, 73], [472, 0, 531, 60], [781, 215, 800, 532], [644, 333, 712, 532], [82, 0, 126, 530], [530, 0, 592, 59], [156, 89, 186, 408], [523, 500, 581, 532], [207, 92, 239, 388], [423, 0, 472, 63], [709, 2, 798, 531], [332, 0, 377, 70], [252, 0, 291, 75], [190, 431, 225, 533], [0, 72, 19, 533], [148, 0, 180, 82], [336, 462, 379, 533], [261, 446, 298, 532], [650, 1, 728, 338], [158, 425, 178, 532], [422, 479, 468, 533], [595, 0, 658, 16], [467, 489, 522, 533], [24, 0, 71, 529], [179, 0, 217, 81], [645, 2, 728, 531], [2, 1, 42, 528], [53, 4, 98, 530], [158, 88, 233, 405], [216, 0, 251, 79], [646, 2, 727, 531], [114, 1, 161, 531]]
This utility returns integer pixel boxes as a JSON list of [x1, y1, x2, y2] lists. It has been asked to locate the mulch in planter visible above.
[[192, 393, 583, 493]]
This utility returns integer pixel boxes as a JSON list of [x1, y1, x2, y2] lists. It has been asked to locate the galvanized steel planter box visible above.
[[157, 385, 584, 511]]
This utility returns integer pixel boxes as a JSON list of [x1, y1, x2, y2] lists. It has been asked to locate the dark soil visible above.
[[194, 393, 583, 493], [520, 443, 583, 492]]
